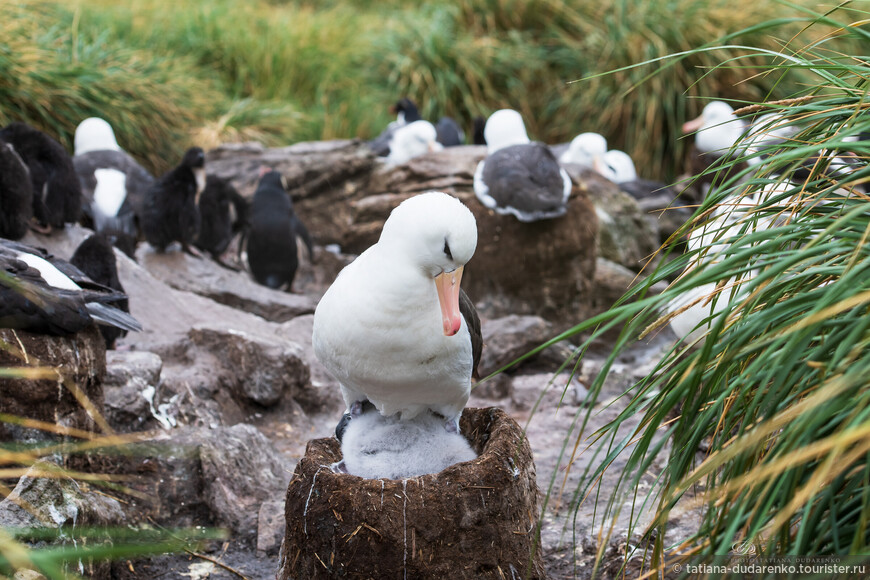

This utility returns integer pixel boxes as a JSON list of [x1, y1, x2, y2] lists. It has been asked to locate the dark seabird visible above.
[[0, 122, 82, 233], [368, 98, 423, 157], [69, 233, 130, 349], [435, 116, 465, 147], [594, 149, 676, 200], [73, 117, 155, 256], [471, 116, 487, 146], [195, 175, 249, 269], [246, 170, 313, 290], [473, 109, 572, 222], [0, 138, 34, 240], [141, 147, 205, 255], [0, 239, 142, 336], [313, 191, 482, 433]]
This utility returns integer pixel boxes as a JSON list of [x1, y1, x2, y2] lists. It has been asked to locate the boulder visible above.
[[103, 350, 163, 432], [116, 424, 292, 542], [278, 407, 545, 580], [590, 257, 669, 317], [135, 246, 317, 322], [478, 315, 576, 377], [0, 326, 106, 443], [0, 462, 126, 579]]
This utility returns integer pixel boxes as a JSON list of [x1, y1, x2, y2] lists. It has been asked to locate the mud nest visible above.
[[278, 406, 546, 579]]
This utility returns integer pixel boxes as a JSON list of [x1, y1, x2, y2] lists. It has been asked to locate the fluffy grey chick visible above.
[[340, 406, 477, 480]]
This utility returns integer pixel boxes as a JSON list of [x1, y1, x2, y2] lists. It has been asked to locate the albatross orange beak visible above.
[[435, 266, 464, 336], [682, 114, 705, 134]]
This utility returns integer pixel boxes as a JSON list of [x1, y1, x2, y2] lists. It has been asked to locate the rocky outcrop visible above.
[[103, 350, 163, 432], [279, 407, 545, 580], [0, 326, 106, 443], [136, 246, 317, 322]]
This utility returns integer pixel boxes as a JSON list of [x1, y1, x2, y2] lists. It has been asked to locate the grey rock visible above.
[[199, 424, 291, 538], [188, 324, 309, 407], [479, 315, 575, 377], [124, 424, 291, 543], [256, 499, 285, 556], [590, 257, 668, 318], [0, 461, 125, 529], [136, 245, 317, 322], [104, 350, 163, 432]]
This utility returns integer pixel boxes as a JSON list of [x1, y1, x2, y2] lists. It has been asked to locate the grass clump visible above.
[[533, 2, 870, 575]]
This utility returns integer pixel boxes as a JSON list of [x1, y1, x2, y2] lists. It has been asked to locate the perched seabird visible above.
[[195, 175, 249, 269], [558, 132, 608, 167], [0, 239, 142, 336], [70, 233, 131, 349], [594, 149, 675, 200], [0, 122, 82, 233], [471, 116, 487, 146], [0, 138, 34, 240], [141, 147, 205, 255], [682, 101, 749, 192], [313, 191, 482, 432], [339, 403, 477, 479], [667, 181, 779, 343], [368, 98, 423, 157], [246, 170, 313, 290], [385, 120, 443, 165], [73, 117, 155, 254], [473, 109, 572, 222], [435, 116, 465, 147]]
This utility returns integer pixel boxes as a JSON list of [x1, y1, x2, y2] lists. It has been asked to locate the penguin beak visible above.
[[435, 266, 464, 336], [682, 114, 705, 134]]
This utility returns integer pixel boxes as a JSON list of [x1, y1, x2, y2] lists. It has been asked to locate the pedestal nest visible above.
[[278, 407, 546, 579]]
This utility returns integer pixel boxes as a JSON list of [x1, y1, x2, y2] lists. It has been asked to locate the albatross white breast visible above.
[[312, 191, 478, 430]]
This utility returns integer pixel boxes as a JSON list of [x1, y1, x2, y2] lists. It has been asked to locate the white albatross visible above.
[[312, 191, 481, 431]]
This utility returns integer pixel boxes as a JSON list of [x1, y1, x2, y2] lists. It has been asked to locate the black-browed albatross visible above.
[[312, 191, 482, 433]]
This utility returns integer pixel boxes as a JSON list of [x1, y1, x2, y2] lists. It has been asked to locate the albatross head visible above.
[[560, 132, 607, 167], [380, 191, 477, 336], [74, 117, 121, 156], [484, 109, 531, 154]]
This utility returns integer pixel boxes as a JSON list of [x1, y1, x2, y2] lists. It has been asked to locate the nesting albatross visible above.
[[473, 109, 572, 222], [312, 191, 482, 433]]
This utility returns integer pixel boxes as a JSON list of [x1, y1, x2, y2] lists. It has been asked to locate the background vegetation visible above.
[[1, 0, 855, 178]]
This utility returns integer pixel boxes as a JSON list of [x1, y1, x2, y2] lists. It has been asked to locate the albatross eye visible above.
[[443, 239, 453, 261]]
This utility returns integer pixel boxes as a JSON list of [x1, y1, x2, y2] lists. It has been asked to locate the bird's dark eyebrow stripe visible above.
[[443, 239, 453, 260]]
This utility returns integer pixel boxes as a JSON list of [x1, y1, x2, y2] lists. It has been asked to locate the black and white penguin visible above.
[[195, 175, 249, 269], [246, 170, 313, 290], [73, 117, 155, 256], [0, 122, 82, 233], [141, 147, 205, 255], [69, 233, 130, 349], [0, 138, 34, 240], [0, 239, 141, 336]]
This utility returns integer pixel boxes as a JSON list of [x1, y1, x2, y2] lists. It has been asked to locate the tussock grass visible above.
[[528, 3, 870, 575], [4, 0, 855, 179]]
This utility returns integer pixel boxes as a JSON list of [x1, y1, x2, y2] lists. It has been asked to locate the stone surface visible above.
[[278, 407, 545, 580], [590, 257, 669, 318], [135, 246, 317, 322], [478, 314, 575, 377], [117, 424, 292, 542], [188, 324, 309, 407], [103, 350, 163, 432]]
